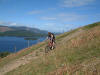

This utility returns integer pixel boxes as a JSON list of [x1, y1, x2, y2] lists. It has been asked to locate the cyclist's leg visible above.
[[52, 39, 56, 49], [51, 40, 54, 49]]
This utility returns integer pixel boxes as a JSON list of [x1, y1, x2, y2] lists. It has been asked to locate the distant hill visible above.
[[0, 26, 13, 32], [0, 25, 48, 37]]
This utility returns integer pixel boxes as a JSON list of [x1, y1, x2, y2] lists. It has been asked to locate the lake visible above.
[[0, 36, 46, 52]]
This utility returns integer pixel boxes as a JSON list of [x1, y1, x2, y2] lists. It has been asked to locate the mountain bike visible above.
[[45, 41, 55, 53]]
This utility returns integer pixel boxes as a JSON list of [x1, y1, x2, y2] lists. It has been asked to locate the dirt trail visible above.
[[0, 29, 84, 75], [0, 47, 45, 75]]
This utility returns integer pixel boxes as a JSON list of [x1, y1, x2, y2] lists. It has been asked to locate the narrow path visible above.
[[0, 47, 45, 75]]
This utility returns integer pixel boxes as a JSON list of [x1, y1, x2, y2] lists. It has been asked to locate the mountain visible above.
[[0, 25, 13, 32], [0, 22, 100, 75], [0, 25, 47, 37], [10, 26, 47, 34]]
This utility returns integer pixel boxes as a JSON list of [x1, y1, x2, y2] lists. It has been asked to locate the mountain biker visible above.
[[47, 32, 55, 49]]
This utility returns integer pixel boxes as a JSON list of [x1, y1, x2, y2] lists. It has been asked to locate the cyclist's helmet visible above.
[[48, 32, 51, 35]]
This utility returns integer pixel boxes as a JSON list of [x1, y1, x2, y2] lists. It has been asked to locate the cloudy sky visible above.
[[0, 0, 100, 32]]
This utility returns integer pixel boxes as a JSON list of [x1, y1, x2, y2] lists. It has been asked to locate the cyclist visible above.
[[47, 32, 55, 49]]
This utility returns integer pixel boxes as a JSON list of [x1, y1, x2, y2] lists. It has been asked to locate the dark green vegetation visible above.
[[0, 52, 10, 58], [0, 22, 100, 75]]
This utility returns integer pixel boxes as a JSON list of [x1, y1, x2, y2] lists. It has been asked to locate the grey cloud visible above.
[[60, 0, 95, 7]]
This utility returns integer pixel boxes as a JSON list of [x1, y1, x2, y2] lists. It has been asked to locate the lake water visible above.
[[0, 37, 46, 52]]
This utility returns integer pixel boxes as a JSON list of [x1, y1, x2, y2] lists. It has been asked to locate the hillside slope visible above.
[[0, 22, 100, 75]]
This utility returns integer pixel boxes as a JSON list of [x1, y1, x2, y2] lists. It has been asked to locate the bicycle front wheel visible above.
[[45, 46, 50, 53]]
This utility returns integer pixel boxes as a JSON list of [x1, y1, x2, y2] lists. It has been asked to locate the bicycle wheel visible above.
[[45, 45, 50, 53]]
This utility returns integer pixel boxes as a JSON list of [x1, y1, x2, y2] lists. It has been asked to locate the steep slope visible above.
[[0, 22, 100, 75]]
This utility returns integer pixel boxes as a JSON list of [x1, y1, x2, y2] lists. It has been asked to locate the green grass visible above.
[[84, 22, 100, 29]]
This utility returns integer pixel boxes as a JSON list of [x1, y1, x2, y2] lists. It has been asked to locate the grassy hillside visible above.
[[0, 22, 100, 75]]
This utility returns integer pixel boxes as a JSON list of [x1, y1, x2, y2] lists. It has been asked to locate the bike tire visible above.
[[45, 46, 50, 53]]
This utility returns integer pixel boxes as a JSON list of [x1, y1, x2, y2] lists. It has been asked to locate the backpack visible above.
[[51, 33, 55, 40]]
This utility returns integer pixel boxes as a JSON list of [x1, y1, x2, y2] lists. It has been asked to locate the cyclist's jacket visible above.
[[48, 33, 55, 42]]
